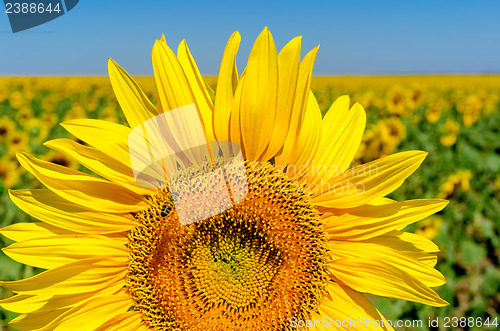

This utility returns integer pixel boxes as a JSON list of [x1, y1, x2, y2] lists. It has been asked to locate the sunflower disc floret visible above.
[[127, 161, 328, 330]]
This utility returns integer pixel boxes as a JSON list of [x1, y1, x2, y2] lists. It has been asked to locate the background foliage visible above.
[[0, 76, 499, 330]]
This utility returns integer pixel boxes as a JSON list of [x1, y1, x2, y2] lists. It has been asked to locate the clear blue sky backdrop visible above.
[[0, 0, 499, 75]]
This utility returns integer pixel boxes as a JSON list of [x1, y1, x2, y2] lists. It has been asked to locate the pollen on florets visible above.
[[126, 161, 328, 331]]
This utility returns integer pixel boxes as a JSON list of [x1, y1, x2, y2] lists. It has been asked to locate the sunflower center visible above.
[[127, 161, 328, 331], [186, 217, 283, 310]]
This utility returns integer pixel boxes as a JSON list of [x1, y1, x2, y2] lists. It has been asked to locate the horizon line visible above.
[[1, 72, 500, 78]]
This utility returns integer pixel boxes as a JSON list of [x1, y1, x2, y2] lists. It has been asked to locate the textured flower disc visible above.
[[127, 161, 328, 330]]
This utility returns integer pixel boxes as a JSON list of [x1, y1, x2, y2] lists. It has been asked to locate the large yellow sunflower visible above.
[[0, 28, 448, 331]]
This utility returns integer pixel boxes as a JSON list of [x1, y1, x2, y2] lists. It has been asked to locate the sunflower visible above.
[[458, 94, 482, 127], [386, 85, 413, 116], [355, 117, 406, 164], [440, 118, 460, 147], [438, 169, 472, 199], [7, 131, 30, 153], [63, 102, 87, 122], [8, 90, 26, 109], [425, 98, 446, 124], [41, 95, 58, 112], [415, 216, 443, 241], [0, 160, 20, 188], [0, 28, 448, 331], [98, 105, 120, 123], [0, 116, 16, 142], [41, 150, 79, 170]]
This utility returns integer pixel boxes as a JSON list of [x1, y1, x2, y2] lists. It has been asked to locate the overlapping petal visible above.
[[0, 222, 81, 242], [308, 97, 366, 184], [313, 282, 393, 331], [8, 307, 71, 331], [2, 235, 128, 269], [0, 283, 123, 315], [9, 290, 133, 331], [236, 27, 278, 160], [8, 189, 135, 234], [329, 258, 448, 307], [152, 38, 195, 111], [277, 46, 319, 164], [44, 139, 155, 195], [61, 119, 134, 168], [16, 152, 147, 213], [278, 90, 322, 175], [313, 151, 428, 208], [0, 258, 126, 298], [108, 59, 157, 130], [177, 40, 215, 141], [96, 311, 148, 331], [329, 241, 445, 287], [213, 31, 240, 143], [323, 199, 448, 241], [262, 36, 301, 160]]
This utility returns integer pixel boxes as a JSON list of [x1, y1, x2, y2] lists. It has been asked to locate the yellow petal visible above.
[[229, 73, 245, 150], [95, 311, 146, 331], [0, 258, 126, 296], [9, 189, 135, 234], [26, 291, 133, 331], [177, 40, 215, 141], [151, 39, 212, 165], [152, 38, 194, 111], [16, 152, 147, 213], [60, 118, 160, 186], [329, 258, 448, 307], [0, 282, 123, 314], [0, 294, 52, 314], [323, 199, 448, 241], [44, 139, 155, 196], [0, 222, 79, 242], [313, 151, 428, 208], [108, 59, 156, 130], [367, 230, 440, 253], [5, 283, 127, 330], [213, 31, 240, 143], [9, 307, 71, 331], [277, 45, 319, 164], [360, 231, 439, 267], [279, 90, 322, 174], [238, 27, 278, 160], [310, 99, 366, 184], [261, 36, 301, 160], [3, 235, 128, 269], [313, 281, 393, 331], [61, 119, 134, 168], [329, 241, 446, 287]]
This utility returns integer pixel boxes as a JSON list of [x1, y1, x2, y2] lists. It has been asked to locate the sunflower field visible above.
[[0, 75, 499, 330]]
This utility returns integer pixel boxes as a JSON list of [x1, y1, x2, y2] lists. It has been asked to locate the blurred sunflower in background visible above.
[[0, 28, 448, 330], [458, 94, 482, 127], [425, 98, 446, 124], [386, 85, 413, 116], [6, 132, 29, 154], [356, 117, 406, 164], [0, 162, 19, 189], [415, 216, 443, 241], [440, 118, 460, 147], [438, 169, 472, 199], [0, 117, 15, 143]]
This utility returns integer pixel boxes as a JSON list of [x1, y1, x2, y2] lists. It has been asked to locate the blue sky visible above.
[[0, 0, 499, 75]]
